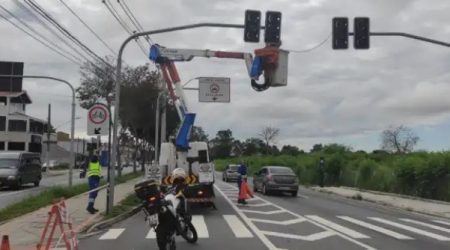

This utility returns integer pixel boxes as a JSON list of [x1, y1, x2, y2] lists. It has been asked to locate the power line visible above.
[[287, 33, 331, 53], [0, 9, 82, 65], [0, 4, 84, 63], [120, 0, 154, 44], [16, 1, 94, 63], [58, 0, 117, 56], [26, 0, 111, 67]]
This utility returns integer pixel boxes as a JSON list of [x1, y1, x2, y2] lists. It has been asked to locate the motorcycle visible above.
[[135, 179, 198, 250]]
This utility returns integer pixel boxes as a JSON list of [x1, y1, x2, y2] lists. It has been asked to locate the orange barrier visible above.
[[36, 199, 78, 250], [1, 235, 11, 250]]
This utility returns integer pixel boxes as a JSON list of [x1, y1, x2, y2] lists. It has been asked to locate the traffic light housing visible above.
[[265, 11, 282, 44], [354, 17, 370, 49], [332, 17, 349, 49], [244, 10, 261, 42]]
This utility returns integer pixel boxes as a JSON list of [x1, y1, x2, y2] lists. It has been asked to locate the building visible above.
[[0, 61, 47, 153]]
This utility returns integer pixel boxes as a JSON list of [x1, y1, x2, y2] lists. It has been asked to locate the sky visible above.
[[1, 0, 450, 152]]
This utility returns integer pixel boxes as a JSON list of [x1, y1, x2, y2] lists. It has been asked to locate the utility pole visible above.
[[46, 103, 51, 171]]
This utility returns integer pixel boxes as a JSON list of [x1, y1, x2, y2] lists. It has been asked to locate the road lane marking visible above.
[[245, 203, 272, 207], [99, 228, 125, 240], [297, 194, 309, 199], [369, 217, 450, 241], [433, 220, 450, 227], [250, 217, 306, 225], [223, 215, 254, 238], [400, 218, 450, 233], [260, 230, 335, 241], [191, 215, 209, 238], [306, 215, 370, 239], [145, 228, 156, 239], [216, 183, 376, 250], [240, 209, 286, 215], [338, 216, 413, 240]]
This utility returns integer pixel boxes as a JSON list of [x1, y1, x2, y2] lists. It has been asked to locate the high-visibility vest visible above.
[[88, 162, 101, 177]]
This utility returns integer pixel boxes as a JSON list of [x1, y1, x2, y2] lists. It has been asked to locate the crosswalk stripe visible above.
[[223, 215, 254, 238], [306, 215, 370, 239], [369, 217, 450, 241], [400, 218, 450, 233], [192, 215, 209, 238], [146, 228, 156, 239], [99, 228, 125, 240], [433, 220, 450, 227], [338, 216, 413, 240]]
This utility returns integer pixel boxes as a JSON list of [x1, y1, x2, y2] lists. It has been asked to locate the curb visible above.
[[79, 204, 143, 238], [309, 186, 450, 219]]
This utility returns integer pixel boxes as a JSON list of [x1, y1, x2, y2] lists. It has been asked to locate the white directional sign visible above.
[[198, 77, 230, 103], [87, 103, 109, 136]]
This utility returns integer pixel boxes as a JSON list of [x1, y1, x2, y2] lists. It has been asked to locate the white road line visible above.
[[338, 216, 413, 240], [245, 203, 272, 207], [369, 217, 450, 241], [433, 220, 450, 227], [400, 218, 450, 233], [297, 194, 309, 199], [260, 230, 335, 241], [191, 215, 209, 238], [223, 215, 254, 238], [250, 217, 306, 225], [240, 209, 286, 215], [217, 184, 376, 250], [99, 228, 125, 240], [145, 228, 156, 239], [306, 215, 370, 239]]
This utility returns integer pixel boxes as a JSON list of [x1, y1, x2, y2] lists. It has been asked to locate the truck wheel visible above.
[[34, 177, 41, 187], [291, 191, 298, 197]]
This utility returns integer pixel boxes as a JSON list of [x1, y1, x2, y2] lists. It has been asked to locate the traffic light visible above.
[[354, 17, 370, 49], [265, 11, 282, 44], [244, 10, 261, 42], [332, 17, 349, 49]]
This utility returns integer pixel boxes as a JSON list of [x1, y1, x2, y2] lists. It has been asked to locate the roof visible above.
[[0, 91, 32, 104]]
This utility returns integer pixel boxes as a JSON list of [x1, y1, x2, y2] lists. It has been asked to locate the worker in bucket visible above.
[[86, 155, 102, 214]]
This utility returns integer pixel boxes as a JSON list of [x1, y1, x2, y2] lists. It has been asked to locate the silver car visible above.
[[253, 166, 299, 197], [222, 164, 240, 182]]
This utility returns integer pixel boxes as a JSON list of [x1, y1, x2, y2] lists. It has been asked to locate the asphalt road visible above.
[[79, 174, 450, 250], [0, 167, 134, 209]]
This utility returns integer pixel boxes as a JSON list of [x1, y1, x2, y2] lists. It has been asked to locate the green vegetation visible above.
[[0, 171, 142, 223], [104, 193, 141, 219], [215, 145, 450, 202]]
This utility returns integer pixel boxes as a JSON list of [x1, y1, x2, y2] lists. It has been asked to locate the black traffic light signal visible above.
[[332, 17, 349, 49], [244, 10, 261, 42], [354, 17, 370, 49], [265, 11, 282, 44]]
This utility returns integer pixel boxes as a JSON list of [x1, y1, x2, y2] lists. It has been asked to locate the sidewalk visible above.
[[311, 186, 450, 219], [0, 176, 142, 249]]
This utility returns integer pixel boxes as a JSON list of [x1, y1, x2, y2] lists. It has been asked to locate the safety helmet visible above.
[[172, 168, 187, 180]]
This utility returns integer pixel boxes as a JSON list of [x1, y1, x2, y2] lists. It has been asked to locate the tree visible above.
[[190, 126, 208, 141], [243, 138, 266, 155], [258, 126, 280, 154], [210, 129, 234, 159], [381, 125, 419, 154], [310, 144, 323, 153], [281, 145, 300, 156]]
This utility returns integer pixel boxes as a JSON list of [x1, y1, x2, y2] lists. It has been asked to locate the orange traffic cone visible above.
[[0, 235, 10, 250]]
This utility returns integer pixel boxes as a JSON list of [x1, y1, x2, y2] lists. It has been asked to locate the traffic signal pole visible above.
[[356, 32, 450, 47], [109, 22, 266, 214]]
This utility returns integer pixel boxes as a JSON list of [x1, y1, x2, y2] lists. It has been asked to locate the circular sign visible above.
[[88, 105, 108, 124], [210, 83, 220, 94]]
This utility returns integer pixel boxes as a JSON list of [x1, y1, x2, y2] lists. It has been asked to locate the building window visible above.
[[29, 143, 42, 153], [0, 97, 6, 106], [0, 141, 4, 150], [8, 120, 26, 132], [0, 116, 5, 131], [8, 142, 25, 151], [30, 120, 44, 134]]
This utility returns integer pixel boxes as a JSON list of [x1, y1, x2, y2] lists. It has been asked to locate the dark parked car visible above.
[[222, 164, 240, 182], [253, 166, 299, 197], [0, 152, 42, 189]]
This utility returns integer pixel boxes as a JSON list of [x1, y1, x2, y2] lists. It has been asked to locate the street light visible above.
[[0, 75, 77, 187]]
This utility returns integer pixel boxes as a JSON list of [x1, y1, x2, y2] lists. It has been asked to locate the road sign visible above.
[[198, 77, 230, 103], [87, 103, 109, 136]]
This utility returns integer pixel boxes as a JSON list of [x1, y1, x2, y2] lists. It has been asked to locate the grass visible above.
[[0, 171, 143, 223], [104, 193, 142, 219]]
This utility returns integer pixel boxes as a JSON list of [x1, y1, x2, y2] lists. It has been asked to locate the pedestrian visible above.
[[86, 155, 102, 214], [237, 161, 247, 204], [238, 176, 254, 205]]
